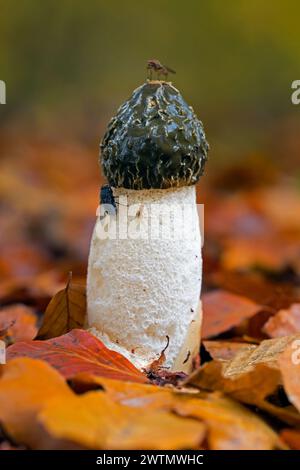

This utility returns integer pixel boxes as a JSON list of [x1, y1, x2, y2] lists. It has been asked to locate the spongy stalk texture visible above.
[[87, 185, 202, 370]]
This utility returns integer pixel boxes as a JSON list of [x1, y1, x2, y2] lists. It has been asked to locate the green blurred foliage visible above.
[[0, 0, 300, 163]]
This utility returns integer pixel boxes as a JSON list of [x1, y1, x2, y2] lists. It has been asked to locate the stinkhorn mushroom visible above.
[[87, 79, 209, 373]]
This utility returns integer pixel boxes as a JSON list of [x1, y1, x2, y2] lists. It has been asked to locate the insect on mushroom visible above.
[[147, 59, 176, 81], [99, 184, 117, 217], [99, 184, 128, 219]]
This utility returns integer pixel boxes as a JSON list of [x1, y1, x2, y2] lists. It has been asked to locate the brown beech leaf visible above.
[[0, 304, 38, 344], [217, 335, 300, 376], [7, 329, 147, 384], [37, 277, 86, 339], [38, 392, 206, 450], [279, 340, 300, 413], [0, 358, 73, 448], [70, 375, 282, 450], [203, 340, 257, 362], [280, 429, 300, 450], [186, 361, 280, 408], [202, 290, 263, 339], [0, 358, 205, 450], [0, 355, 282, 450], [174, 393, 283, 450], [263, 304, 300, 338], [187, 335, 300, 426], [209, 270, 300, 310]]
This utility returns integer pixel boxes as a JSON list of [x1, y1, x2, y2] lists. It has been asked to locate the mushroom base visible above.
[[87, 185, 202, 373]]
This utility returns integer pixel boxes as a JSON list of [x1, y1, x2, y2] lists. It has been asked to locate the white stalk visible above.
[[87, 185, 202, 372]]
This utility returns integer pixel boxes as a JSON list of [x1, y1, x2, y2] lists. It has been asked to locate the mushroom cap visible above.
[[100, 81, 209, 190]]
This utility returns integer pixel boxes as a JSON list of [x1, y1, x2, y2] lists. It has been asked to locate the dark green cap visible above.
[[100, 81, 209, 190]]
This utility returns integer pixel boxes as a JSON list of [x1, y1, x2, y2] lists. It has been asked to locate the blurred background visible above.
[[0, 0, 300, 301]]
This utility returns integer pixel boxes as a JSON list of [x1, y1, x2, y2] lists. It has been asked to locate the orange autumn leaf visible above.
[[38, 392, 206, 450], [70, 375, 282, 450], [174, 393, 283, 450], [188, 335, 300, 427], [0, 327, 284, 450], [186, 361, 280, 409], [202, 290, 263, 339], [0, 304, 38, 344], [37, 277, 86, 339], [263, 304, 300, 338], [0, 357, 205, 450], [216, 334, 300, 375], [0, 358, 73, 448], [7, 329, 147, 384]]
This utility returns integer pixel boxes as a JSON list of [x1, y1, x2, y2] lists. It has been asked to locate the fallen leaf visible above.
[[186, 361, 280, 408], [209, 270, 300, 310], [7, 329, 147, 384], [221, 335, 300, 376], [0, 358, 73, 448], [174, 393, 283, 450], [70, 375, 283, 450], [37, 277, 86, 339], [245, 309, 273, 340], [38, 392, 206, 450], [0, 327, 285, 450], [0, 304, 38, 344], [203, 340, 257, 362], [0, 357, 205, 450], [263, 304, 300, 338], [202, 290, 263, 339], [187, 336, 300, 426]]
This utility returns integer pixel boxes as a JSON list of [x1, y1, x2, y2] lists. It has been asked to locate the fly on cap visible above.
[[100, 82, 209, 190]]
